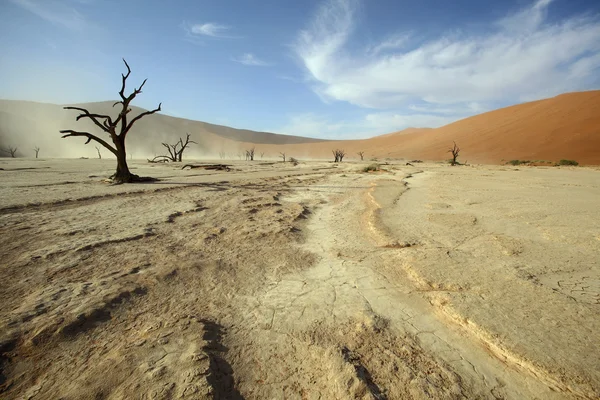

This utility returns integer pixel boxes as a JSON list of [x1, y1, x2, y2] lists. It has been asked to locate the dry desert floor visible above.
[[0, 158, 599, 399]]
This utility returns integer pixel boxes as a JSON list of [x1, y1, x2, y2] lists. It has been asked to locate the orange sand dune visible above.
[[242, 91, 600, 164]]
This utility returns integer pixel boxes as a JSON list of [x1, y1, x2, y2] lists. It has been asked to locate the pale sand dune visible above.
[[0, 158, 598, 399]]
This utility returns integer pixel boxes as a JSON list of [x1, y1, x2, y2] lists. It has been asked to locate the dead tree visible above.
[[279, 152, 286, 162], [1, 146, 18, 158], [448, 141, 460, 166], [33, 146, 40, 158], [357, 151, 364, 161], [332, 149, 346, 162], [161, 141, 180, 162], [95, 146, 102, 159], [176, 133, 196, 161], [60, 59, 161, 183], [260, 152, 265, 159], [245, 147, 255, 161]]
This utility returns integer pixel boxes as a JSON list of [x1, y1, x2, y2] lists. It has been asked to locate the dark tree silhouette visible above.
[[160, 133, 196, 162], [161, 141, 180, 162], [33, 146, 40, 158], [177, 133, 196, 161], [95, 146, 102, 159], [1, 146, 18, 158], [332, 149, 346, 162], [357, 151, 364, 161], [279, 152, 286, 162], [448, 141, 460, 166], [60, 59, 161, 183], [245, 147, 255, 161]]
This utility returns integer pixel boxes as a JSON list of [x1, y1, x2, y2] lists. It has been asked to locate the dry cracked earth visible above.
[[0, 158, 599, 399]]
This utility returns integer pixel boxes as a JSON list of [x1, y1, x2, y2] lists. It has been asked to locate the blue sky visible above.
[[1, 0, 599, 138]]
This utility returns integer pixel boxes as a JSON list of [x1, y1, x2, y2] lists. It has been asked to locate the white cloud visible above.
[[276, 111, 461, 139], [9, 0, 88, 30], [191, 22, 230, 37], [294, 0, 600, 109], [278, 113, 345, 137], [368, 33, 411, 55], [232, 53, 270, 66], [363, 112, 460, 131]]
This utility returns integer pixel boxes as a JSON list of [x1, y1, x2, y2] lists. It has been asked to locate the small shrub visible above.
[[289, 157, 299, 166], [507, 160, 530, 166], [363, 163, 380, 172], [557, 159, 578, 166]]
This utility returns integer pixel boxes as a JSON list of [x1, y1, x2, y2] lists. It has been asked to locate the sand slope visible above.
[[1, 90, 599, 164]]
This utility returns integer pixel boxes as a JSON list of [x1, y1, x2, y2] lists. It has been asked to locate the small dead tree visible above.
[[176, 133, 196, 162], [245, 147, 255, 161], [279, 152, 286, 162], [161, 141, 180, 162], [260, 152, 265, 159], [332, 149, 346, 162], [60, 59, 161, 183], [448, 141, 460, 166], [95, 146, 102, 159], [33, 146, 40, 158], [357, 151, 364, 161], [1, 146, 18, 158]]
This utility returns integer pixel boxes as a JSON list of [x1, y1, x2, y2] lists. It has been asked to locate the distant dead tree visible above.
[[218, 151, 226, 159], [60, 59, 161, 183], [448, 141, 460, 166], [95, 146, 102, 159], [332, 149, 346, 162], [245, 147, 255, 161], [33, 146, 40, 158], [279, 152, 286, 162], [176, 133, 196, 161], [1, 146, 18, 158], [357, 151, 364, 161], [161, 141, 180, 162], [260, 152, 265, 159]]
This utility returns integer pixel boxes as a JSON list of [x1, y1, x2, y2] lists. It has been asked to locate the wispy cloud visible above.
[[182, 21, 240, 42], [276, 111, 458, 139], [367, 33, 411, 55], [191, 22, 230, 37], [9, 0, 88, 30], [232, 53, 271, 66], [294, 0, 600, 110]]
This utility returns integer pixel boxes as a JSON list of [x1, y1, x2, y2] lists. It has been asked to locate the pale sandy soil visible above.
[[0, 158, 598, 399]]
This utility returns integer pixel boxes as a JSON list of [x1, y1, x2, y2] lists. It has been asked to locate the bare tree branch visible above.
[[176, 133, 196, 161], [118, 58, 132, 102], [63, 106, 113, 133], [448, 141, 461, 166], [332, 149, 346, 162], [1, 146, 18, 158], [125, 103, 162, 133], [60, 130, 117, 155], [161, 142, 179, 162]]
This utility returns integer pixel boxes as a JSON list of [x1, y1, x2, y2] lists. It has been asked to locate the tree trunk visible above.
[[113, 138, 134, 183]]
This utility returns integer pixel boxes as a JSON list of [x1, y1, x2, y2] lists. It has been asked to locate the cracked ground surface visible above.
[[0, 158, 599, 399]]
